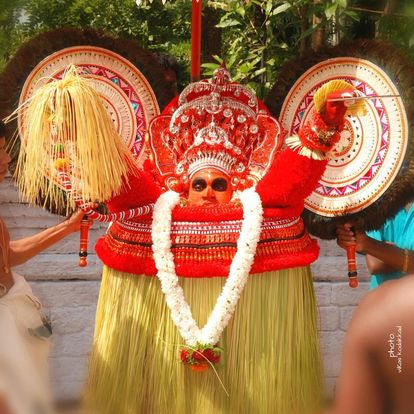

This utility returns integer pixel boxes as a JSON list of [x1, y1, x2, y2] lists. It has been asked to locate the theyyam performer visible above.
[[81, 67, 362, 414]]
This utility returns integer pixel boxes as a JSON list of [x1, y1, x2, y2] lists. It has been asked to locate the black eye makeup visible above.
[[212, 177, 228, 192], [192, 178, 207, 192]]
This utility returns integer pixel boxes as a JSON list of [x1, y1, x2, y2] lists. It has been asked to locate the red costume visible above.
[[95, 68, 339, 278], [87, 68, 349, 414]]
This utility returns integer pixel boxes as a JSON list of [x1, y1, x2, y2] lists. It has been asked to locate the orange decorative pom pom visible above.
[[54, 158, 69, 171], [189, 363, 209, 372]]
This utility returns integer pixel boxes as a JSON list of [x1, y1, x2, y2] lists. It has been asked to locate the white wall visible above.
[[0, 176, 370, 401]]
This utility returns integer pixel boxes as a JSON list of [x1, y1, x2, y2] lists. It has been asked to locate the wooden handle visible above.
[[346, 244, 358, 288], [79, 216, 90, 267]]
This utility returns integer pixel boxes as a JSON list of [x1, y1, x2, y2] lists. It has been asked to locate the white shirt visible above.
[[0, 273, 52, 414]]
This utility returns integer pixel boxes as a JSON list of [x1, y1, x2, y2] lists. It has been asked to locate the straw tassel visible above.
[[9, 65, 136, 211], [285, 134, 327, 161], [85, 265, 324, 414]]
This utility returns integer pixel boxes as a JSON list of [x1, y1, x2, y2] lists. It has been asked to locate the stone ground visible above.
[[0, 176, 371, 407]]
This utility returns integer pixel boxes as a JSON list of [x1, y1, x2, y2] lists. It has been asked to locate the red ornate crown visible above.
[[147, 66, 283, 192]]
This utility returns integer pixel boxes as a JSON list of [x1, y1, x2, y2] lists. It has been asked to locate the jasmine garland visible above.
[[151, 188, 263, 348]]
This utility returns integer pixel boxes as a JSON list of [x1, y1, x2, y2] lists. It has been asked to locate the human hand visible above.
[[64, 203, 98, 233], [64, 210, 86, 233], [336, 223, 368, 254]]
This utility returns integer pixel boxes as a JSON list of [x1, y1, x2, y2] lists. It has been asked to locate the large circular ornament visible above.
[[0, 27, 177, 214], [280, 57, 408, 217], [265, 40, 414, 239], [19, 46, 160, 166]]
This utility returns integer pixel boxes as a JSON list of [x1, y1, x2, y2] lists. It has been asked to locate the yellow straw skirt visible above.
[[86, 265, 324, 414]]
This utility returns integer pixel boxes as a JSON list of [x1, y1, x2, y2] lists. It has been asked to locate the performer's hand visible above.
[[323, 89, 356, 127], [336, 223, 368, 253]]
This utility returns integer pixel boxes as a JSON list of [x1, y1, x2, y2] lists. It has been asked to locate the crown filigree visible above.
[[148, 66, 282, 191]]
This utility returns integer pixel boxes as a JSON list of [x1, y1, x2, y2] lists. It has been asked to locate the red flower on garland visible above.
[[202, 348, 221, 364], [193, 350, 205, 362], [180, 345, 222, 371], [180, 349, 189, 363]]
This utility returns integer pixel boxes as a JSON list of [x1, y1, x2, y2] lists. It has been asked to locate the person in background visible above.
[[336, 203, 414, 289], [0, 120, 84, 414], [330, 272, 414, 414]]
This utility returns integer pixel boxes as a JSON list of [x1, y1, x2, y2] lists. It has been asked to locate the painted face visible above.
[[187, 168, 233, 206], [0, 137, 10, 182]]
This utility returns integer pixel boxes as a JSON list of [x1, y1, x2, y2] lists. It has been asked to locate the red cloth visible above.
[[256, 147, 327, 209], [95, 233, 319, 277], [106, 169, 162, 211], [95, 98, 343, 277]]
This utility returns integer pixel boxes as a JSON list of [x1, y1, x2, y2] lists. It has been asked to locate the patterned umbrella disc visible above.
[[19, 45, 160, 167], [280, 57, 409, 217]]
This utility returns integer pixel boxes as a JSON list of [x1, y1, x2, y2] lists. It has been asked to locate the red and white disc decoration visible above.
[[19, 46, 160, 167], [280, 57, 408, 217]]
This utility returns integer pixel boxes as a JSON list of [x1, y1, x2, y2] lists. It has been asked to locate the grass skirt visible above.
[[86, 265, 324, 414]]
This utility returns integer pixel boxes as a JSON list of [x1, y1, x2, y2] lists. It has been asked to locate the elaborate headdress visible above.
[[148, 66, 282, 191]]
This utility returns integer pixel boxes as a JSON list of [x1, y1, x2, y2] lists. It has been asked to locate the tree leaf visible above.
[[253, 67, 267, 76], [272, 3, 291, 16], [212, 55, 224, 64], [343, 10, 360, 21], [216, 18, 241, 28], [227, 52, 237, 69], [265, 1, 273, 17], [238, 62, 252, 73], [325, 4, 338, 19], [201, 62, 220, 70], [235, 6, 245, 18]]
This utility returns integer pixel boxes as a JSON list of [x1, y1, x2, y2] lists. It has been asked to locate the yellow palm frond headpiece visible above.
[[9, 66, 135, 211]]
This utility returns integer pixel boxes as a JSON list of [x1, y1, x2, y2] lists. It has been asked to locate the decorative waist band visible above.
[[95, 215, 319, 277]]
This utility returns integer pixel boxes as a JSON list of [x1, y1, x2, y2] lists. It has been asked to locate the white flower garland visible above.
[[151, 188, 263, 346]]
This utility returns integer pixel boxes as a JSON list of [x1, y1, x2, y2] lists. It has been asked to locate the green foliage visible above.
[[375, 2, 414, 61], [0, 0, 26, 68], [0, 0, 413, 95], [1, 0, 191, 81], [20, 0, 190, 45], [205, 0, 356, 97]]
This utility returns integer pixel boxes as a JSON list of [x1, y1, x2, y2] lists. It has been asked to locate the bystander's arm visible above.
[[363, 237, 413, 275], [0, 210, 85, 293], [8, 210, 84, 267], [337, 223, 413, 276]]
